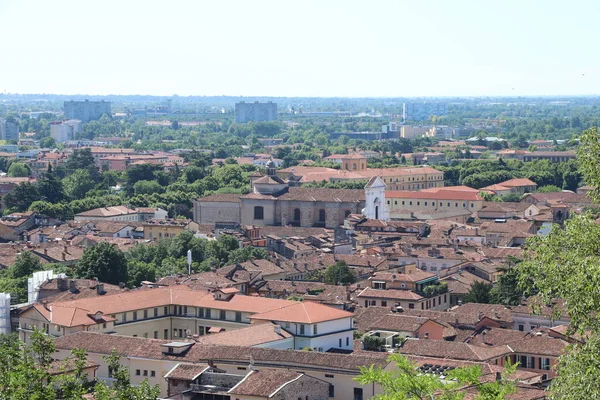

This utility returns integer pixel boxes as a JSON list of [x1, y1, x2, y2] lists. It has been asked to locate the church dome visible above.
[[265, 159, 276, 169]]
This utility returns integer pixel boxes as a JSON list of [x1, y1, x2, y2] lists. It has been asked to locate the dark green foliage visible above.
[[3, 182, 40, 212], [11, 251, 43, 279], [7, 162, 31, 177], [65, 148, 99, 179], [76, 242, 128, 285], [323, 260, 356, 285], [463, 281, 493, 304], [362, 335, 386, 351]]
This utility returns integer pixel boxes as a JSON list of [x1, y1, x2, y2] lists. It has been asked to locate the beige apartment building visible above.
[[277, 166, 444, 190], [356, 266, 450, 311], [17, 286, 355, 352], [54, 331, 390, 400], [386, 188, 484, 215]]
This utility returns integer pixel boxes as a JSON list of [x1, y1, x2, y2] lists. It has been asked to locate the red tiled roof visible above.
[[497, 178, 537, 188], [357, 287, 423, 301], [229, 369, 304, 397], [386, 190, 483, 201], [250, 301, 353, 324]]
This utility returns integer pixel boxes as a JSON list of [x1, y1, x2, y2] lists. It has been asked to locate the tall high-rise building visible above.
[[64, 100, 111, 123], [235, 101, 277, 123], [403, 101, 447, 121], [0, 118, 19, 142]]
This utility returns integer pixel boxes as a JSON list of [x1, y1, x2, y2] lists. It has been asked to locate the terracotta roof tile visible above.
[[197, 323, 292, 347], [229, 369, 303, 397], [164, 363, 209, 381], [357, 287, 423, 301], [55, 332, 390, 371], [250, 301, 353, 324]]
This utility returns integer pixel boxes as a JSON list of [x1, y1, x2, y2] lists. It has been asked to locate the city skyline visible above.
[[1, 0, 599, 97]]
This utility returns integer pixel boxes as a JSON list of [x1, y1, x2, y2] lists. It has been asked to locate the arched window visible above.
[[293, 208, 301, 221], [254, 206, 264, 220], [319, 209, 326, 222], [353, 163, 357, 170]]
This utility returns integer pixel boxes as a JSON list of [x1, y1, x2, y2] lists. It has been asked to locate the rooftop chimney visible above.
[[482, 330, 487, 344], [57, 277, 68, 291], [96, 283, 105, 295], [69, 280, 77, 293]]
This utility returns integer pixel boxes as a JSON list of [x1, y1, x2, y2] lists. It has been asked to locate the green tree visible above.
[[7, 162, 31, 177], [63, 168, 96, 200], [463, 281, 492, 304], [39, 136, 56, 149], [536, 185, 562, 193], [133, 180, 164, 195], [76, 242, 128, 285], [323, 260, 356, 285], [498, 193, 521, 202], [0, 329, 91, 399], [11, 251, 42, 278], [355, 353, 516, 399], [37, 165, 64, 203], [490, 265, 523, 306], [65, 148, 99, 178], [3, 182, 41, 212], [513, 127, 600, 399], [127, 260, 156, 288]]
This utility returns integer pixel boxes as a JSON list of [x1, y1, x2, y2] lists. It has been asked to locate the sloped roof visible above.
[[229, 369, 304, 397], [357, 287, 423, 301], [197, 323, 292, 347], [250, 301, 353, 324], [75, 206, 137, 217], [497, 178, 537, 188], [55, 331, 390, 371], [387, 190, 483, 201]]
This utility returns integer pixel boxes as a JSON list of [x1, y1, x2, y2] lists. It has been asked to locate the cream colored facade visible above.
[[401, 126, 430, 139], [54, 337, 385, 400], [143, 220, 200, 240], [17, 306, 116, 344], [386, 193, 484, 213], [377, 168, 444, 191]]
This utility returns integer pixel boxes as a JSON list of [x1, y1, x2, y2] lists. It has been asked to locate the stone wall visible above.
[[194, 201, 241, 224], [273, 374, 330, 400]]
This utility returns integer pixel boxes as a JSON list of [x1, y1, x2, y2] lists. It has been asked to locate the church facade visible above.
[[194, 160, 365, 228]]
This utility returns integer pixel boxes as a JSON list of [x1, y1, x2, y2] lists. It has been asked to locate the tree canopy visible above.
[[355, 353, 517, 399], [323, 260, 357, 285], [76, 242, 128, 285]]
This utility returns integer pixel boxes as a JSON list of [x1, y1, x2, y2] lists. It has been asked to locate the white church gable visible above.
[[363, 176, 389, 221]]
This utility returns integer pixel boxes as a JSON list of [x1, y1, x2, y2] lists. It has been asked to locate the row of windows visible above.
[[258, 207, 353, 221], [120, 306, 244, 323], [365, 294, 448, 309], [515, 356, 551, 370], [388, 200, 475, 208], [135, 369, 156, 377], [147, 232, 177, 239], [381, 175, 443, 183]]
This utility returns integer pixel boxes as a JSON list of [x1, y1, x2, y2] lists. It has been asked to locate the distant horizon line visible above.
[[1, 93, 600, 100]]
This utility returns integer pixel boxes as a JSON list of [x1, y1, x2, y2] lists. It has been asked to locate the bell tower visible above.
[[363, 176, 389, 221]]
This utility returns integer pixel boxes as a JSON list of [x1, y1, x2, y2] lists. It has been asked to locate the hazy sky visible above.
[[1, 0, 598, 97]]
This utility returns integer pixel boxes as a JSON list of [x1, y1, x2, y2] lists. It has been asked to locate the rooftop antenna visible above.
[[187, 249, 192, 276]]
